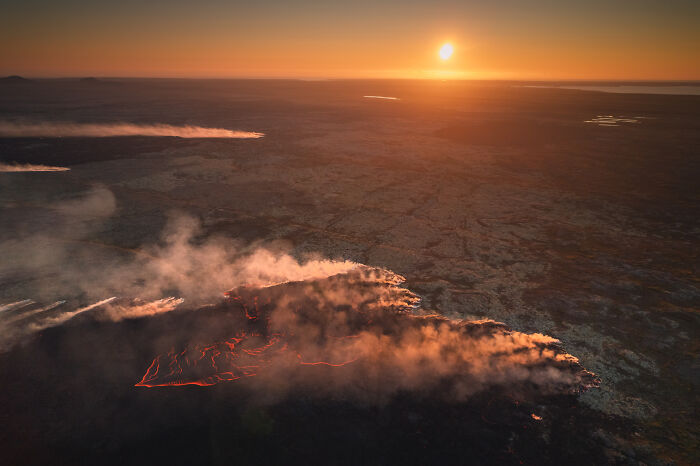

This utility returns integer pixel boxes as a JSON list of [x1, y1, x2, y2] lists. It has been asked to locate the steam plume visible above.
[[0, 186, 598, 404], [0, 189, 358, 348], [0, 163, 70, 172], [0, 121, 263, 138], [135, 269, 598, 402], [3, 301, 65, 325], [27, 297, 117, 332], [102, 297, 184, 322], [0, 300, 34, 313]]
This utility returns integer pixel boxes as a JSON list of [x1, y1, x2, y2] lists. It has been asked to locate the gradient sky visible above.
[[2, 0, 699, 80]]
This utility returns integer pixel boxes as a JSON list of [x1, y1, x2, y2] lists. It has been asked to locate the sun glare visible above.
[[439, 43, 454, 60]]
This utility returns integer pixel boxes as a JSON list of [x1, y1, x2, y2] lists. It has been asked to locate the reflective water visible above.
[[524, 85, 700, 95], [363, 95, 399, 100]]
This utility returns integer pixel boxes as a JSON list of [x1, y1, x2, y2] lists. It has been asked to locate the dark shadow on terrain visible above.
[[0, 301, 614, 466], [0, 137, 199, 166]]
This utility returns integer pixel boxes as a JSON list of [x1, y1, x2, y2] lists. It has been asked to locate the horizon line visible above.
[[4, 75, 700, 83]]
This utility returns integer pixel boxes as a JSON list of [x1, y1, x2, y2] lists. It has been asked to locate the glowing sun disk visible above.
[[439, 43, 454, 60]]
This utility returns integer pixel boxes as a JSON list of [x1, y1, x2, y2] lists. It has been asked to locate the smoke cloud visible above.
[[0, 163, 70, 172], [101, 297, 184, 322], [27, 297, 117, 332], [0, 187, 358, 348], [0, 186, 598, 403], [135, 269, 598, 402], [0, 121, 264, 138], [53, 185, 117, 218]]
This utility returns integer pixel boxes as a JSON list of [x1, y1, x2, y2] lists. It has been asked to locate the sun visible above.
[[439, 43, 454, 60]]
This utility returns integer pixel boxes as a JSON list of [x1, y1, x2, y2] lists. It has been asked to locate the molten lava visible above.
[[135, 268, 599, 401], [136, 333, 286, 387]]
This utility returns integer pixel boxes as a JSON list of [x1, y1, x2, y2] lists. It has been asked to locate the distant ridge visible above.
[[0, 75, 32, 84]]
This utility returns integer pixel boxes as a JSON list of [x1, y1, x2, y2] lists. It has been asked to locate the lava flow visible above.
[[136, 333, 286, 387], [135, 268, 599, 401]]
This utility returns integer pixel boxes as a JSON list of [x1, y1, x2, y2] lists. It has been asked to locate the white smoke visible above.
[[27, 297, 117, 332], [0, 121, 263, 139], [134, 270, 599, 401], [0, 187, 360, 349], [0, 185, 598, 403], [0, 163, 70, 172], [101, 297, 184, 322]]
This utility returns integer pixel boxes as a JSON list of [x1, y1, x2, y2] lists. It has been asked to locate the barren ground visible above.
[[0, 79, 698, 464]]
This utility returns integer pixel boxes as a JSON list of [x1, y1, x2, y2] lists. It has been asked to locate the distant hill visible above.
[[0, 75, 32, 84], [79, 77, 100, 82]]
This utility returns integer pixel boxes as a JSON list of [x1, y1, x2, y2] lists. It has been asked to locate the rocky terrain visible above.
[[0, 79, 698, 464]]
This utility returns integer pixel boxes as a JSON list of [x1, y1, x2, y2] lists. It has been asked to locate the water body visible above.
[[363, 95, 400, 100], [523, 85, 700, 95]]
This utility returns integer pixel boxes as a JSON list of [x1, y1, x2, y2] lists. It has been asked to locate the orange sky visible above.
[[2, 0, 699, 80]]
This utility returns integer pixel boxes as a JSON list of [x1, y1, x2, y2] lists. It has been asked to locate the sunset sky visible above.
[[2, 0, 699, 80]]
